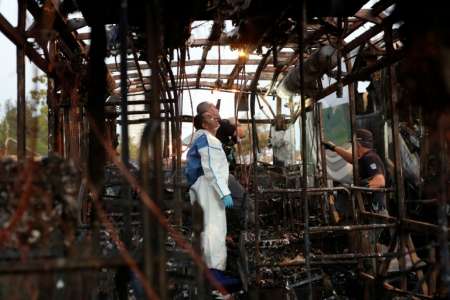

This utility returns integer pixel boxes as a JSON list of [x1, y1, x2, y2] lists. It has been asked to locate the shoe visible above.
[[209, 268, 242, 293]]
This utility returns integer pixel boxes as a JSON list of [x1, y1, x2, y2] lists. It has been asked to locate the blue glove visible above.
[[226, 152, 234, 162], [222, 195, 234, 208]]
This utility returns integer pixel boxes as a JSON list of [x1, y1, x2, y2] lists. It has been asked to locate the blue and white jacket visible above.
[[185, 129, 230, 198]]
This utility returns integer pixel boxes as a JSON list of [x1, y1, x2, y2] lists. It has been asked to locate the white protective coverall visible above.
[[185, 129, 231, 270]]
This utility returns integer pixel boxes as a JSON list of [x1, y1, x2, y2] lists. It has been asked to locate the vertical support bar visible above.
[[119, 0, 133, 249], [17, 0, 26, 159], [162, 57, 183, 225], [317, 102, 329, 224], [63, 103, 70, 158], [336, 17, 343, 98], [47, 78, 56, 154], [318, 103, 327, 185], [345, 60, 359, 183], [249, 49, 271, 287], [69, 79, 81, 165], [276, 96, 282, 115], [345, 55, 370, 294], [192, 201, 205, 299], [120, 0, 129, 165], [385, 24, 407, 290], [57, 107, 64, 156], [299, 1, 312, 298], [438, 115, 449, 292], [144, 0, 167, 298], [174, 96, 183, 226], [115, 2, 133, 296], [345, 55, 360, 220], [86, 23, 107, 192]]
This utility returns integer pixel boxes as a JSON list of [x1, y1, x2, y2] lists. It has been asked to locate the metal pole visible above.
[[120, 0, 129, 165], [344, 54, 360, 226], [119, 0, 133, 259], [299, 1, 312, 298], [17, 0, 26, 159], [249, 49, 271, 287], [318, 103, 327, 184], [438, 115, 450, 293], [315, 103, 329, 224], [345, 51, 372, 295], [336, 17, 343, 98], [144, 0, 166, 297], [47, 78, 56, 154], [162, 57, 183, 225], [192, 201, 206, 299], [63, 103, 70, 158], [385, 24, 407, 290]]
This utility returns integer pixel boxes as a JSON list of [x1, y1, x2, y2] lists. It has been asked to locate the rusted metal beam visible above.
[[17, 0, 26, 159], [0, 257, 127, 274], [310, 223, 395, 233], [360, 211, 450, 234], [196, 19, 223, 88], [131, 45, 148, 93], [115, 72, 280, 85], [385, 24, 407, 290], [225, 54, 251, 89], [316, 49, 404, 100], [354, 9, 384, 24], [47, 78, 56, 153], [121, 81, 268, 94], [144, 0, 167, 296], [108, 59, 262, 71], [86, 22, 107, 189], [26, 0, 85, 58], [298, 3, 312, 297], [79, 32, 300, 48], [119, 116, 275, 125], [224, 47, 293, 88], [109, 52, 295, 72], [0, 13, 48, 73], [342, 22, 384, 53], [189, 38, 300, 48], [225, 5, 293, 90]]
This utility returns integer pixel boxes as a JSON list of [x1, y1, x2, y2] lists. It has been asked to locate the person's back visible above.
[[358, 148, 387, 212]]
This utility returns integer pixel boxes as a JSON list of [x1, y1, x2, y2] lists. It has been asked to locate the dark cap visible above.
[[356, 129, 373, 148]]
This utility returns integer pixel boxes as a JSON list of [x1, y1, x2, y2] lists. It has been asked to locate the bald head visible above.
[[197, 101, 220, 120], [197, 102, 214, 114]]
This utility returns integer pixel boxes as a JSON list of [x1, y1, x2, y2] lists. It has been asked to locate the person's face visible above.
[[207, 105, 220, 121], [202, 112, 220, 133], [236, 124, 246, 139], [357, 142, 369, 158]]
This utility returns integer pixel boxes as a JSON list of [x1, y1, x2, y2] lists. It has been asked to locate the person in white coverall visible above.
[[185, 112, 234, 271]]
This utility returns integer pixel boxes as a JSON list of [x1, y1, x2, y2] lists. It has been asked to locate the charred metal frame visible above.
[[0, 0, 448, 299]]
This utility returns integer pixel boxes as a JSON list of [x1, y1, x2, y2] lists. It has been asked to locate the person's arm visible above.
[[368, 173, 385, 188], [323, 141, 354, 164], [334, 146, 355, 164]]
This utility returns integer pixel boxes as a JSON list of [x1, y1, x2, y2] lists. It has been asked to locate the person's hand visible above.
[[360, 179, 369, 187], [322, 141, 336, 151], [222, 195, 234, 208]]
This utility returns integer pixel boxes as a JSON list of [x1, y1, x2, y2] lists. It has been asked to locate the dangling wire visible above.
[[179, 48, 195, 150], [218, 42, 221, 83]]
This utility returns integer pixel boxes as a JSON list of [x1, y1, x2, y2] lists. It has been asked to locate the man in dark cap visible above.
[[323, 128, 387, 213]]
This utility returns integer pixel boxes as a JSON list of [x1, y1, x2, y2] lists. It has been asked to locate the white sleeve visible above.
[[198, 138, 231, 199]]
